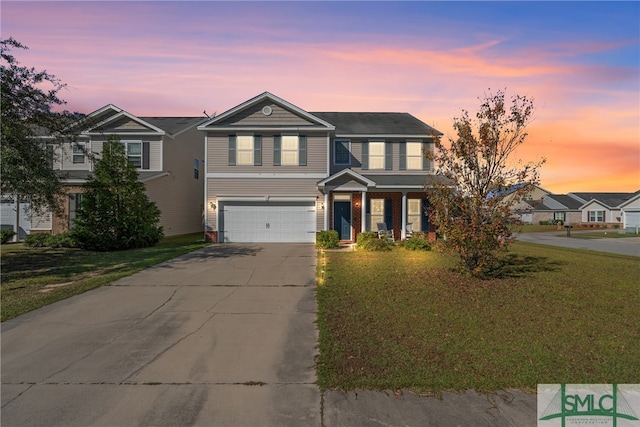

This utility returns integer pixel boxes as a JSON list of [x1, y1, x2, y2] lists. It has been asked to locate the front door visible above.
[[333, 201, 352, 240]]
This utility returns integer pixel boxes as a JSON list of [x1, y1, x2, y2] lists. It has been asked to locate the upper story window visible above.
[[124, 141, 142, 168], [228, 135, 262, 166], [236, 135, 254, 165], [72, 142, 86, 164], [334, 139, 350, 165], [368, 141, 385, 169], [274, 135, 307, 166], [406, 142, 423, 170]]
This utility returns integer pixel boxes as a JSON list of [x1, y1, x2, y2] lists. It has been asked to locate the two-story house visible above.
[[199, 92, 446, 243], [30, 104, 206, 237]]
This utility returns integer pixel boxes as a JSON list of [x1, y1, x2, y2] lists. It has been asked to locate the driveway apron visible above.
[[1, 244, 320, 427]]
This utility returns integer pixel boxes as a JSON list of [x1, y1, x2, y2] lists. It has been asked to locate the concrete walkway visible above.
[[2, 243, 538, 426], [515, 230, 640, 257]]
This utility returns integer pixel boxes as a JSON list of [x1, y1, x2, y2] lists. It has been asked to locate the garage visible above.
[[219, 201, 316, 243], [623, 211, 640, 229]]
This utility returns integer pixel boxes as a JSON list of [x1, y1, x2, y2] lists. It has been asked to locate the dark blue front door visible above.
[[334, 201, 351, 240]]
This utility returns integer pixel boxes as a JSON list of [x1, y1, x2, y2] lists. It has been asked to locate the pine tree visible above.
[[72, 135, 163, 251]]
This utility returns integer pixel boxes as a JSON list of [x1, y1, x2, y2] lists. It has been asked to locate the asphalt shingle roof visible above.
[[569, 192, 638, 208], [141, 117, 207, 135], [312, 112, 441, 136]]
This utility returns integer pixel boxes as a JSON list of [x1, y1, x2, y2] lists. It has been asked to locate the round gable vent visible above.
[[262, 106, 273, 116]]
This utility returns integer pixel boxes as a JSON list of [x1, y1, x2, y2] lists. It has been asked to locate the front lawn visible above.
[[0, 233, 209, 321], [316, 242, 640, 392]]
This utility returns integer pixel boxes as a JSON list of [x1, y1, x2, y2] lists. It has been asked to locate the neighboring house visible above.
[[569, 192, 639, 227], [29, 104, 206, 237], [619, 191, 640, 230], [497, 183, 551, 223], [531, 194, 583, 225], [0, 197, 31, 241], [198, 92, 445, 243]]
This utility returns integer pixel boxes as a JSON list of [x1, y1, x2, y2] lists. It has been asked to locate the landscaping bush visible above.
[[403, 234, 432, 251], [356, 231, 391, 251], [24, 233, 50, 247], [316, 230, 340, 249], [1, 229, 16, 244], [24, 232, 78, 248], [538, 220, 549, 225]]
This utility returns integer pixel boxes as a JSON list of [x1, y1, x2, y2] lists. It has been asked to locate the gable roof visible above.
[[546, 194, 584, 209], [312, 112, 441, 137], [569, 192, 639, 209], [198, 91, 335, 130]]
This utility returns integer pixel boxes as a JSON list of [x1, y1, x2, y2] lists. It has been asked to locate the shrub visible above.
[[356, 232, 391, 251], [316, 230, 340, 249], [403, 235, 432, 251], [24, 233, 50, 247], [539, 221, 549, 225], [47, 232, 79, 248], [1, 229, 16, 244]]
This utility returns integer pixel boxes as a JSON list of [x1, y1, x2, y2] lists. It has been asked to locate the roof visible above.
[[312, 112, 441, 136], [362, 174, 450, 188], [569, 192, 639, 208], [140, 117, 207, 135], [546, 194, 584, 209]]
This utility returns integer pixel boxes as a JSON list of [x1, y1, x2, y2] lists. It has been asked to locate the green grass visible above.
[[316, 243, 640, 393], [0, 233, 209, 321]]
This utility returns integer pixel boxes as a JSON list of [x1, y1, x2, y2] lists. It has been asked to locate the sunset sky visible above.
[[2, 1, 638, 193]]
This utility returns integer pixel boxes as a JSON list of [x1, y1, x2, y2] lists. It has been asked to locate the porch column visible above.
[[361, 191, 367, 232], [401, 192, 407, 239], [324, 192, 330, 230]]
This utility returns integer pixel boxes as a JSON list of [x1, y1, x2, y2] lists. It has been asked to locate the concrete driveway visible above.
[[1, 244, 320, 427]]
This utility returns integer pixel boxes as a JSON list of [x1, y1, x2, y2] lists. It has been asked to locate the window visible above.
[[72, 142, 85, 164], [236, 135, 254, 165], [194, 159, 199, 179], [406, 142, 422, 170], [334, 139, 350, 165], [281, 135, 299, 165], [553, 212, 566, 222], [68, 193, 83, 229], [588, 210, 605, 222], [274, 135, 306, 166], [369, 141, 385, 169], [124, 141, 142, 168], [408, 199, 423, 231], [370, 199, 385, 230]]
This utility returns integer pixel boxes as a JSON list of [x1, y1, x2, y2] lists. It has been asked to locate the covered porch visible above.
[[318, 170, 441, 243]]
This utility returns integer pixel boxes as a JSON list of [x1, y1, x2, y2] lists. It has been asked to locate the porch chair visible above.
[[405, 222, 413, 239], [376, 222, 395, 242]]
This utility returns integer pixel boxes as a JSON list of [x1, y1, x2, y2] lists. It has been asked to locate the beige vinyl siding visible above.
[[206, 133, 327, 174], [206, 177, 323, 232], [217, 101, 315, 126], [330, 138, 435, 175], [30, 210, 52, 231], [144, 127, 204, 236], [96, 117, 150, 132]]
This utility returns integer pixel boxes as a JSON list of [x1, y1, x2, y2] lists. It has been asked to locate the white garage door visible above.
[[623, 211, 640, 228], [220, 202, 316, 243]]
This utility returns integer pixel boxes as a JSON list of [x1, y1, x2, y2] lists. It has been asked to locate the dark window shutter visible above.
[[385, 142, 392, 170], [228, 135, 236, 166], [273, 135, 281, 166], [421, 199, 429, 232], [399, 142, 406, 170], [422, 142, 430, 170], [142, 141, 150, 169], [299, 135, 307, 166], [361, 141, 368, 170], [384, 198, 393, 230], [254, 135, 262, 166]]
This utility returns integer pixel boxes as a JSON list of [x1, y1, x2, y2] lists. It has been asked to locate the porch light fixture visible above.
[[355, 201, 360, 207], [209, 201, 216, 210], [318, 201, 325, 210]]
